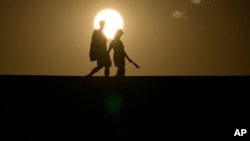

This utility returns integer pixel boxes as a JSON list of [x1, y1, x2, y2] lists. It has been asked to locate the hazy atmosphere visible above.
[[1, 0, 250, 76]]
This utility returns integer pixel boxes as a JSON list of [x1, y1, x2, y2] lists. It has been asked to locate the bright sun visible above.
[[94, 9, 124, 39]]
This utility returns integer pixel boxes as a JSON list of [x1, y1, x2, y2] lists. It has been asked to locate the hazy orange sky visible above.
[[1, 0, 250, 76]]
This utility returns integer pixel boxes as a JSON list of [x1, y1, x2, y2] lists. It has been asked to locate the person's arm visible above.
[[122, 42, 132, 62], [107, 41, 113, 53]]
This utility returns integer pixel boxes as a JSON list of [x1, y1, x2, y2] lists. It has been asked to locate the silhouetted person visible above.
[[108, 29, 132, 77], [87, 20, 111, 77]]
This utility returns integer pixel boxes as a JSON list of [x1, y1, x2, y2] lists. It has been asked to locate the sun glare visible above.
[[94, 9, 124, 39]]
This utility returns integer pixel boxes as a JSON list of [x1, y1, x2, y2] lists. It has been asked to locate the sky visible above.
[[0, 0, 250, 76]]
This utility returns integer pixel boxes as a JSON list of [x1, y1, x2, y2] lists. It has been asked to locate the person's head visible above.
[[99, 20, 105, 30], [114, 29, 124, 39]]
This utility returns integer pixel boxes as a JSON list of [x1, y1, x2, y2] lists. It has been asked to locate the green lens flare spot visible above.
[[104, 95, 122, 116]]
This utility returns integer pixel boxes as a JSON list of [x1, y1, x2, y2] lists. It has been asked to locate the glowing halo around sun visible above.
[[94, 9, 124, 39]]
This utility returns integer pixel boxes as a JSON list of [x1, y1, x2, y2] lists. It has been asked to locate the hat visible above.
[[116, 29, 124, 35]]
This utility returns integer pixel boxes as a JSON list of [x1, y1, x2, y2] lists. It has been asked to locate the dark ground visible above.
[[0, 75, 249, 140]]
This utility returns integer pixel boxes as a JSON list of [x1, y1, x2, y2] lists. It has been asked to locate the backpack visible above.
[[89, 30, 98, 61], [89, 42, 97, 61]]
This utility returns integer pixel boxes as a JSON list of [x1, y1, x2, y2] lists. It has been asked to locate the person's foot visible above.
[[85, 74, 92, 77], [115, 75, 124, 78]]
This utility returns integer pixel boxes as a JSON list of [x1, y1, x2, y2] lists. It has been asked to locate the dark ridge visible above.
[[0, 75, 249, 140]]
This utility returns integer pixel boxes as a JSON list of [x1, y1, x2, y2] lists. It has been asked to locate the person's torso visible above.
[[92, 30, 107, 52], [111, 40, 125, 57]]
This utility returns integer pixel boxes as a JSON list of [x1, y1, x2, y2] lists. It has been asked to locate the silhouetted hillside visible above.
[[1, 75, 249, 140]]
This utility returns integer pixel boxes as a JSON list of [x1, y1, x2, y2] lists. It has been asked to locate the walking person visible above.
[[108, 29, 133, 77], [87, 20, 111, 77]]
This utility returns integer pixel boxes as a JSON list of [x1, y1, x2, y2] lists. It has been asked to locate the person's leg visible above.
[[115, 67, 119, 77], [104, 66, 110, 77], [120, 66, 125, 77], [86, 66, 103, 77], [116, 66, 125, 77]]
